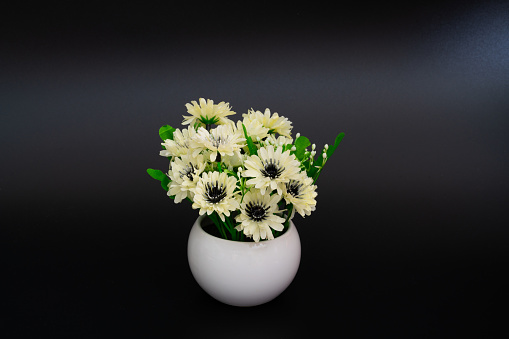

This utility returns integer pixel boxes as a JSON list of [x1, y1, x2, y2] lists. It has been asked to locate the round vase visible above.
[[187, 214, 301, 307]]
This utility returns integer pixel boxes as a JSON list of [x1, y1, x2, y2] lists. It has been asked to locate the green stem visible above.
[[209, 213, 227, 239], [240, 178, 247, 203], [273, 228, 280, 238], [217, 213, 234, 240], [225, 215, 237, 241], [284, 204, 294, 229], [312, 170, 321, 185]]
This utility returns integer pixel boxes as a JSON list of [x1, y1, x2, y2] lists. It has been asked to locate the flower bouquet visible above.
[[147, 98, 344, 242]]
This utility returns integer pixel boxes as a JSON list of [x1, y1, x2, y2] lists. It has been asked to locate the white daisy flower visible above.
[[183, 98, 236, 127], [191, 124, 246, 162], [282, 172, 317, 218], [243, 146, 301, 195], [221, 152, 247, 170], [167, 154, 206, 203], [160, 126, 196, 158], [235, 190, 285, 242], [265, 134, 293, 147], [240, 116, 269, 141], [192, 171, 240, 222], [242, 108, 292, 137]]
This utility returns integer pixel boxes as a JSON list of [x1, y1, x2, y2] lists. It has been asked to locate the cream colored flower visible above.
[[282, 171, 317, 218], [183, 98, 236, 127], [243, 146, 301, 195], [192, 171, 239, 222], [191, 124, 246, 162], [265, 134, 293, 148], [235, 189, 285, 242], [160, 126, 196, 158], [240, 116, 269, 141], [167, 154, 206, 203], [242, 108, 292, 137], [221, 152, 247, 170]]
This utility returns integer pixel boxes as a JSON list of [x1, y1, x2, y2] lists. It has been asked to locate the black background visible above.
[[1, 1, 508, 337]]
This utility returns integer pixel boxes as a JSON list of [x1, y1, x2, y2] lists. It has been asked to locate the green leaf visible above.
[[308, 132, 345, 178], [327, 132, 345, 159], [159, 125, 176, 141], [147, 168, 166, 181], [160, 176, 170, 191], [147, 168, 170, 192], [224, 169, 236, 177], [294, 136, 311, 161], [242, 123, 258, 156]]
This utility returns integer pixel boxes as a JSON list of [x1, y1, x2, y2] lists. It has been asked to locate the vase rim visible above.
[[196, 214, 295, 244]]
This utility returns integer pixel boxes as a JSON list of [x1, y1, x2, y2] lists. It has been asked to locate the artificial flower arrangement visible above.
[[147, 98, 344, 242]]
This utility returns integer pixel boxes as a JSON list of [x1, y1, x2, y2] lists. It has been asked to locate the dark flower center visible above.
[[260, 159, 285, 179], [204, 181, 227, 204], [286, 180, 303, 198], [210, 135, 229, 149], [245, 202, 269, 222], [175, 139, 189, 149], [179, 162, 195, 180]]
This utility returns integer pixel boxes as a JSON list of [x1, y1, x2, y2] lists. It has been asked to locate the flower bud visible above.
[[312, 143, 316, 150], [324, 144, 329, 150], [295, 133, 300, 139], [291, 146, 296, 151]]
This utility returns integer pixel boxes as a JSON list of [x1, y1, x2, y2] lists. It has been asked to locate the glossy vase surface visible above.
[[187, 214, 301, 307]]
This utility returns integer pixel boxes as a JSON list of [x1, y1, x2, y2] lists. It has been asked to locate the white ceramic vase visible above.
[[187, 214, 301, 307]]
